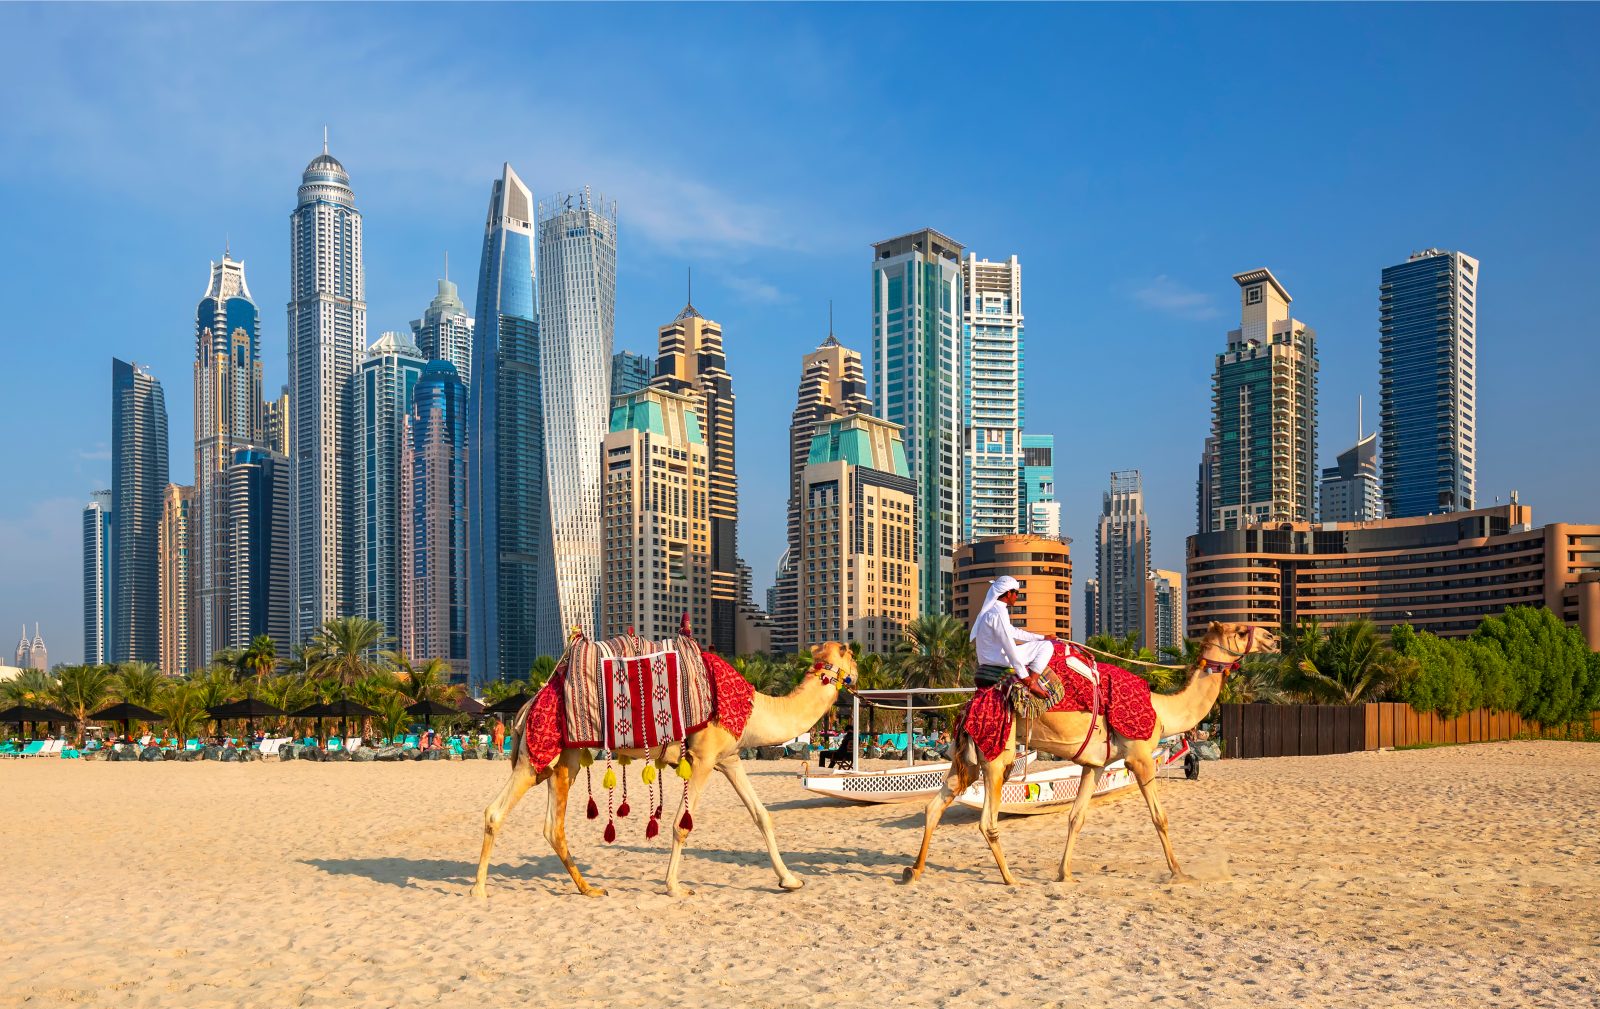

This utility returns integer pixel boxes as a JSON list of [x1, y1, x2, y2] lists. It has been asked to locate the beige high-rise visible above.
[[798, 415, 917, 654], [600, 388, 711, 642], [652, 303, 736, 652], [159, 483, 196, 675]]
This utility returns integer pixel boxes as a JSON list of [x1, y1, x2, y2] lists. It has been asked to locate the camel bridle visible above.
[[812, 660, 855, 688], [1200, 625, 1258, 680]]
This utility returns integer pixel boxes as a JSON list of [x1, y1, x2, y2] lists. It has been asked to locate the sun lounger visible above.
[[402, 734, 419, 749], [15, 741, 46, 758], [344, 737, 363, 752], [185, 739, 202, 751], [43, 740, 64, 757], [259, 738, 283, 757]]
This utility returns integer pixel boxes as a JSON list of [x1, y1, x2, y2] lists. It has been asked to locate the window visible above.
[[1246, 286, 1262, 306]]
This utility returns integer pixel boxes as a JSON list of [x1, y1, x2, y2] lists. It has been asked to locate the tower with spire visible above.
[[411, 254, 475, 387], [27, 624, 47, 671], [13, 626, 28, 667]]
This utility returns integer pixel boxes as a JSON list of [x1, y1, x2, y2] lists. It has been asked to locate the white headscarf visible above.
[[970, 575, 1020, 640]]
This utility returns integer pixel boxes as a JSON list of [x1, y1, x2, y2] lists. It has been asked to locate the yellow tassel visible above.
[[675, 757, 693, 780], [578, 749, 594, 767], [641, 764, 657, 785], [602, 767, 616, 789]]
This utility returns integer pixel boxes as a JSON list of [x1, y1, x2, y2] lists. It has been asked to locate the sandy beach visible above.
[[1, 741, 1597, 1008]]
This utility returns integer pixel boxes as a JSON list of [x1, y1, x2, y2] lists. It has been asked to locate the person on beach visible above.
[[491, 719, 505, 754], [970, 575, 1053, 699]]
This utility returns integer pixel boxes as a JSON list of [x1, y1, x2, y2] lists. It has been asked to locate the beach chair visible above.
[[43, 740, 64, 757], [402, 734, 419, 749], [259, 738, 282, 757], [185, 739, 202, 752], [15, 741, 46, 759], [344, 737, 363, 752], [326, 737, 343, 751]]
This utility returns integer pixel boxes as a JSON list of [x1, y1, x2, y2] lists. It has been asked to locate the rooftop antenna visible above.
[[829, 299, 834, 338], [687, 266, 692, 307], [443, 251, 449, 283], [225, 232, 230, 259], [322, 126, 328, 154], [1358, 394, 1363, 441]]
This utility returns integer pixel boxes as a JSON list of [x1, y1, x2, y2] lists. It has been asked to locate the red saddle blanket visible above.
[[960, 640, 1158, 762]]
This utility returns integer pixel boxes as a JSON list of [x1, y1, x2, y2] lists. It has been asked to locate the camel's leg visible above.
[[544, 751, 606, 897], [1127, 750, 1189, 882], [718, 756, 802, 891], [663, 748, 718, 897], [471, 755, 538, 899], [980, 756, 1020, 885], [901, 759, 976, 884], [1055, 764, 1103, 883]]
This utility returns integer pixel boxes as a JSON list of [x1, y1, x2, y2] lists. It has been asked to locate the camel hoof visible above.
[[779, 876, 804, 891], [1168, 872, 1195, 885], [900, 867, 919, 885], [469, 884, 487, 901], [667, 884, 695, 898], [580, 886, 608, 898], [1055, 872, 1076, 886]]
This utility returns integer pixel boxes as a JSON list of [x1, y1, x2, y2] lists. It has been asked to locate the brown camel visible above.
[[903, 621, 1279, 886], [472, 642, 858, 899]]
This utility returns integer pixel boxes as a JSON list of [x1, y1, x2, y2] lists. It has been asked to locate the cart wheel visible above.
[[1184, 751, 1200, 780]]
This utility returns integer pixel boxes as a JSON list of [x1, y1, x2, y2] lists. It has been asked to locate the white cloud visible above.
[[1131, 275, 1220, 320], [719, 273, 787, 305]]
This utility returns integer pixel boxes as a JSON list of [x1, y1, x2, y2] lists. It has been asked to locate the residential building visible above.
[[83, 489, 112, 666], [734, 558, 773, 655], [871, 229, 964, 617], [227, 448, 290, 648], [159, 483, 195, 675], [111, 358, 168, 664], [962, 253, 1024, 541], [263, 385, 289, 457], [193, 252, 262, 665], [1184, 501, 1600, 643], [1196, 435, 1215, 536], [1083, 578, 1100, 637], [402, 361, 470, 683], [16, 625, 48, 671], [537, 186, 616, 651], [610, 350, 653, 399], [652, 300, 737, 653], [1020, 433, 1060, 539], [1145, 569, 1183, 658], [289, 142, 366, 641], [775, 333, 872, 654], [1320, 432, 1382, 522], [468, 163, 545, 683], [1207, 269, 1318, 530], [354, 332, 424, 644], [411, 275, 474, 388], [953, 535, 1072, 640], [599, 388, 710, 643], [798, 414, 918, 654], [1380, 249, 1479, 518], [1095, 470, 1150, 642]]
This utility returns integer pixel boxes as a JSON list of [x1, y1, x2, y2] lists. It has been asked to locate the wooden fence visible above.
[[1219, 703, 1600, 758]]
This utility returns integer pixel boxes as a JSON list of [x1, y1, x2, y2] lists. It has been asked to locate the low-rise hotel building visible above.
[[953, 534, 1073, 640]]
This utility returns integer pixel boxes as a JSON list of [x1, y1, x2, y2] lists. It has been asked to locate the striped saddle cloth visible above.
[[560, 632, 713, 750]]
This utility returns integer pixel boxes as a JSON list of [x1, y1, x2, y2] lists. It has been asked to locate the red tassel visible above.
[[617, 801, 630, 818], [653, 803, 662, 820], [586, 796, 599, 820], [645, 816, 660, 839], [603, 820, 617, 844], [679, 809, 694, 832]]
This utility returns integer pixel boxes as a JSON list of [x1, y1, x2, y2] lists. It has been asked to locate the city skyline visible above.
[[6, 4, 1599, 662]]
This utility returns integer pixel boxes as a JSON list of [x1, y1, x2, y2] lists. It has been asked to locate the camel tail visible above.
[[508, 694, 537, 770]]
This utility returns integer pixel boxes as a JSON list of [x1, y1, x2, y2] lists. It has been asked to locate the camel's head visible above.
[[1200, 622, 1279, 672], [808, 642, 858, 689]]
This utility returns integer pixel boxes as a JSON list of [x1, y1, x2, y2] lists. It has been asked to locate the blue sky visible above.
[[2, 3, 1596, 664]]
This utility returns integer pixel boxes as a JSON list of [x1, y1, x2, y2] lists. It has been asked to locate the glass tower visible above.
[[610, 350, 652, 399], [194, 252, 262, 664], [871, 229, 964, 618], [228, 447, 291, 647], [82, 489, 112, 666], [1320, 432, 1382, 522], [468, 163, 544, 684], [354, 332, 424, 644], [289, 144, 365, 642], [536, 187, 617, 650], [1380, 249, 1478, 518], [962, 253, 1024, 541], [411, 276, 474, 389], [111, 358, 168, 664], [1095, 470, 1150, 642], [404, 361, 469, 683], [1020, 434, 1060, 538]]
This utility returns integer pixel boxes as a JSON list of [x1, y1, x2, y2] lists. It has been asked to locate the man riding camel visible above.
[[969, 575, 1054, 699]]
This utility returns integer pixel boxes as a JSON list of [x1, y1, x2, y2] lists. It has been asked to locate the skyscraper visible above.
[[1083, 578, 1100, 638], [652, 300, 737, 653], [228, 448, 290, 648], [83, 490, 113, 666], [1320, 432, 1382, 522], [159, 483, 195, 675], [288, 142, 365, 642], [610, 350, 652, 399], [263, 385, 289, 457], [962, 253, 1024, 541], [1196, 435, 1216, 536], [798, 414, 918, 653], [354, 332, 424, 642], [1380, 249, 1479, 518], [1207, 269, 1318, 530], [111, 358, 168, 664], [872, 229, 964, 618], [193, 252, 262, 665], [1094, 470, 1150, 642], [537, 187, 616, 649], [403, 361, 469, 682], [411, 275, 474, 388], [775, 333, 873, 654], [1020, 434, 1060, 539], [12, 628, 27, 668], [1145, 569, 1183, 658], [468, 163, 545, 684], [599, 388, 710, 642]]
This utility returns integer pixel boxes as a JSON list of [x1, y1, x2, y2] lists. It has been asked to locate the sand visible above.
[[1, 741, 1597, 1008]]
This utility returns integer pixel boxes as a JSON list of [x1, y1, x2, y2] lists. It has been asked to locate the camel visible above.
[[903, 621, 1279, 886], [471, 641, 858, 899]]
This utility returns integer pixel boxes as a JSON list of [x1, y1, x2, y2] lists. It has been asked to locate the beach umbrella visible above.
[[405, 698, 458, 731], [208, 697, 287, 739], [483, 693, 530, 715], [91, 701, 164, 740], [0, 704, 71, 740], [456, 696, 485, 716]]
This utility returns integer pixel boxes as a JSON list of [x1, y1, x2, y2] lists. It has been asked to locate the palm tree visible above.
[[158, 682, 210, 747], [1291, 619, 1417, 704], [400, 657, 455, 703], [483, 678, 532, 704], [527, 655, 558, 689], [237, 636, 278, 684], [893, 614, 974, 690], [1, 667, 57, 707], [1086, 630, 1176, 690], [374, 692, 411, 743], [1219, 656, 1295, 705], [53, 664, 117, 743], [191, 667, 240, 711], [115, 661, 167, 709], [853, 651, 901, 736], [306, 616, 388, 691]]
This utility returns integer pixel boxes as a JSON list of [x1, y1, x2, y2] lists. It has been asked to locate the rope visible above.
[[849, 693, 971, 712]]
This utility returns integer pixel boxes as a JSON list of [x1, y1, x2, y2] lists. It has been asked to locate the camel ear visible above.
[[1208, 621, 1224, 634], [809, 644, 822, 659]]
